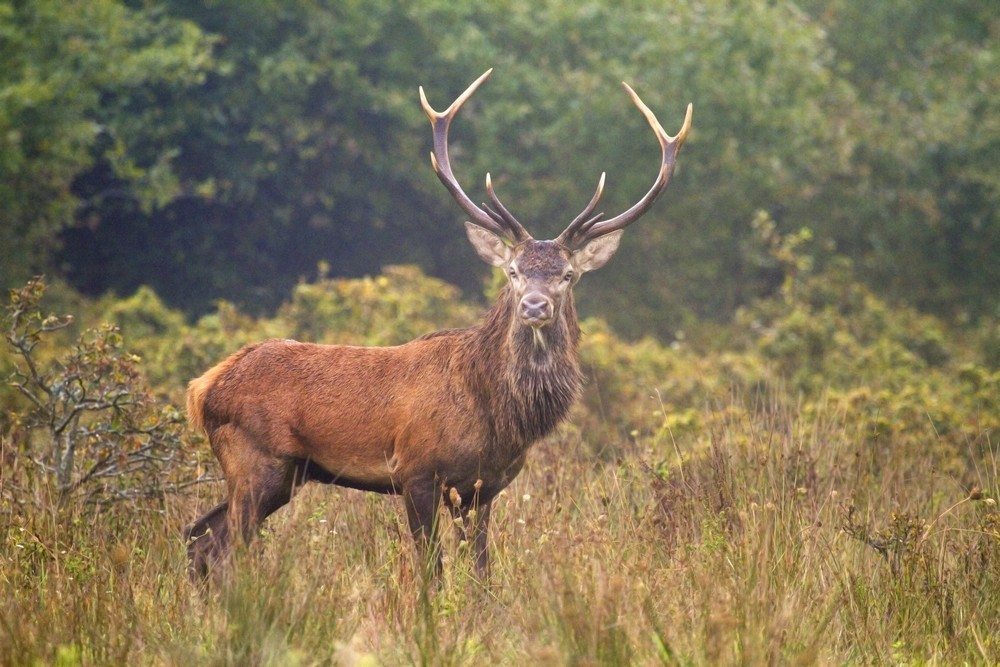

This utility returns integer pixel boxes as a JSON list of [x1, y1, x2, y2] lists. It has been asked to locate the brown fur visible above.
[[185, 276, 583, 581]]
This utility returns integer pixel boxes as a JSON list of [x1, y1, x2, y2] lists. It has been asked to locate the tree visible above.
[[0, 0, 215, 289], [799, 0, 999, 318], [56, 0, 858, 337], [5, 0, 994, 334]]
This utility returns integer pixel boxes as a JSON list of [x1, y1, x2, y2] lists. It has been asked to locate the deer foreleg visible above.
[[446, 495, 493, 581], [467, 499, 492, 579], [403, 478, 443, 579]]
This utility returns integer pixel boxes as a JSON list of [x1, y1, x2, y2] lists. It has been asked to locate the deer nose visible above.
[[519, 294, 553, 324]]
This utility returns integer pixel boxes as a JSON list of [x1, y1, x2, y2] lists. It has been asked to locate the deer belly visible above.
[[309, 455, 396, 491], [287, 413, 397, 489]]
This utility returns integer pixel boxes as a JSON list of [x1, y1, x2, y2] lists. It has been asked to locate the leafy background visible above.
[[2, 0, 995, 335]]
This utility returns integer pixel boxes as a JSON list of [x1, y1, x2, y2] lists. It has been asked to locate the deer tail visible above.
[[186, 345, 256, 434]]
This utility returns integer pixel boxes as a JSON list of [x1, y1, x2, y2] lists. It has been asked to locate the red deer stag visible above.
[[184, 69, 691, 580]]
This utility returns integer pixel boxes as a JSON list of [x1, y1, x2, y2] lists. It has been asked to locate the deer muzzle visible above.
[[519, 293, 553, 326]]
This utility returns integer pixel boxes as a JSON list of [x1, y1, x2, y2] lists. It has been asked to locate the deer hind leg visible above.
[[207, 425, 300, 565], [185, 500, 231, 582]]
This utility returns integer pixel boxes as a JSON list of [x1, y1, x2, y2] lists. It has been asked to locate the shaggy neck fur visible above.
[[462, 286, 582, 451]]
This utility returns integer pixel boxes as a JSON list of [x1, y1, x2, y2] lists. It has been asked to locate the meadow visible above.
[[2, 251, 997, 665]]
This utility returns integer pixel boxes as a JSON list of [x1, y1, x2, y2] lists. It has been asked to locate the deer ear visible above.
[[571, 230, 623, 273], [465, 222, 511, 267]]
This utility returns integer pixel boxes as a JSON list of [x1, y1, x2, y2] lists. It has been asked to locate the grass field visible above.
[[3, 392, 996, 665], [2, 268, 997, 664]]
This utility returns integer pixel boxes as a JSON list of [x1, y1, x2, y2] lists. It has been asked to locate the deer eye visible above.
[[508, 268, 517, 279], [562, 271, 574, 283]]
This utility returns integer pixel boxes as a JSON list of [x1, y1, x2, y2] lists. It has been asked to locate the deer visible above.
[[184, 69, 691, 581]]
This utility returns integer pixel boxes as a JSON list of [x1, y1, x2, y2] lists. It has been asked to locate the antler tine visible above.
[[555, 172, 606, 247], [419, 70, 530, 243], [561, 85, 692, 249], [484, 173, 530, 241]]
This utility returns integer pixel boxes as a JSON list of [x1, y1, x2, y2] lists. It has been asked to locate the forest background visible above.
[[1, 1, 997, 664], [1, 0, 996, 334]]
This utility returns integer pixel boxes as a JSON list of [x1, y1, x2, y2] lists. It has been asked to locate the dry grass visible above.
[[2, 395, 997, 665]]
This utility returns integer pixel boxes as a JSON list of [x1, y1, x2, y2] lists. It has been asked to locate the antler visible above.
[[557, 84, 692, 249], [420, 70, 531, 244]]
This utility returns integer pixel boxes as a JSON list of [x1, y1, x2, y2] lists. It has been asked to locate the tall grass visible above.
[[3, 391, 996, 664]]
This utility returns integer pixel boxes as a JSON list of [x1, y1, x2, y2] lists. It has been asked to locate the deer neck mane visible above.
[[463, 286, 582, 448]]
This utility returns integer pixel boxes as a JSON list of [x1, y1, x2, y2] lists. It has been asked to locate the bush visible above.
[[278, 265, 479, 346], [2, 278, 209, 511]]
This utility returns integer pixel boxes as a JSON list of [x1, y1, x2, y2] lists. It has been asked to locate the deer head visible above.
[[420, 69, 692, 330]]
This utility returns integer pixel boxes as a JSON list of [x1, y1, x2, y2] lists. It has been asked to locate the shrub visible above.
[[2, 278, 209, 511]]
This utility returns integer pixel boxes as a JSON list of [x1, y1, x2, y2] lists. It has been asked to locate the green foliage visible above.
[[0, 0, 215, 288], [58, 245, 997, 479], [279, 265, 479, 346], [799, 0, 999, 317], [101, 290, 284, 401], [1, 0, 985, 332]]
